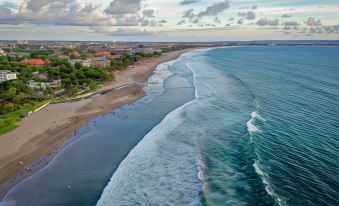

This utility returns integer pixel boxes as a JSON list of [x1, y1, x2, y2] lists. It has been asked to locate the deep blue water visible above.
[[98, 46, 339, 206], [2, 46, 339, 206]]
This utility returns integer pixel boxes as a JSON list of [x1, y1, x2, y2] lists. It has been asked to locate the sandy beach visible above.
[[0, 49, 190, 199]]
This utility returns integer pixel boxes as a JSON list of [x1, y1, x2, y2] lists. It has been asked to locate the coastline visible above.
[[0, 49, 191, 200]]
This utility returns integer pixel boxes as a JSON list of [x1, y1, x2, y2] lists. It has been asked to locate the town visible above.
[[0, 41, 185, 107], [0, 40, 199, 134]]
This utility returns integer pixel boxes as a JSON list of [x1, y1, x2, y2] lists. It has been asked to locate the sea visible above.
[[2, 45, 339, 206]]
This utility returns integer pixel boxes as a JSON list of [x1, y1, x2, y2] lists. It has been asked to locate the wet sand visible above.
[[0, 49, 190, 199]]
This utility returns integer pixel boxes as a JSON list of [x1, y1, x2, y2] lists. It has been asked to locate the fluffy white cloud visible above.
[[105, 0, 142, 15], [305, 17, 322, 26], [256, 18, 279, 26], [197, 1, 230, 17]]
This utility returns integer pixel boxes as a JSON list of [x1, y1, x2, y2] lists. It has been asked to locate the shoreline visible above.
[[0, 49, 191, 200]]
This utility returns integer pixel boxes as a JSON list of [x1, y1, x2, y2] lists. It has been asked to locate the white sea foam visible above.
[[197, 153, 208, 193], [144, 60, 176, 96], [247, 111, 265, 142], [0, 200, 16, 206], [97, 51, 204, 206], [253, 161, 287, 206]]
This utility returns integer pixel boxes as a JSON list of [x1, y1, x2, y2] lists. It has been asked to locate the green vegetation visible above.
[[0, 45, 177, 136], [0, 100, 49, 135]]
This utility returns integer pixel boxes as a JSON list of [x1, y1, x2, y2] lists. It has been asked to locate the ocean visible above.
[[2, 46, 339, 206]]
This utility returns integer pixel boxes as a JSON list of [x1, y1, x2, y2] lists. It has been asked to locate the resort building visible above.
[[0, 70, 17, 83]]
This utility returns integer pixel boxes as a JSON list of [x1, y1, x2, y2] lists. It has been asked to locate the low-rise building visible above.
[[29, 79, 61, 89], [82, 59, 91, 67], [70, 59, 83, 67], [0, 48, 6, 56], [90, 57, 111, 68], [0, 70, 17, 83]]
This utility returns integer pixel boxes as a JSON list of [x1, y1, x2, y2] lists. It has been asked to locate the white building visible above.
[[70, 59, 83, 67], [82, 59, 92, 67], [0, 48, 6, 56], [0, 70, 17, 83]]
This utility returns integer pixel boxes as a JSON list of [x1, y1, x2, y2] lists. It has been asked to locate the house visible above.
[[90, 57, 111, 68], [0, 70, 17, 83], [21, 59, 45, 65]]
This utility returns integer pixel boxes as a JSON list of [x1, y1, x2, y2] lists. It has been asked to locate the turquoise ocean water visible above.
[[2, 46, 339, 206]]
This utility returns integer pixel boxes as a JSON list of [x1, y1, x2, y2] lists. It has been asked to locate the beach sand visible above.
[[0, 49, 190, 199]]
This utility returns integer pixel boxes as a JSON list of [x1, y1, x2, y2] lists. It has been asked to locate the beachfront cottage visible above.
[[0, 70, 17, 82]]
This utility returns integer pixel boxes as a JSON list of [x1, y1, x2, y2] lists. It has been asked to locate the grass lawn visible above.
[[0, 100, 49, 136]]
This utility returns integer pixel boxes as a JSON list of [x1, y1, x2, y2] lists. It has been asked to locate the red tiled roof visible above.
[[21, 59, 45, 65], [96, 51, 111, 56]]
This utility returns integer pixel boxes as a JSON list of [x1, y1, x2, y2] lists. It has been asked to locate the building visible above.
[[20, 59, 45, 65], [0, 70, 17, 83], [82, 59, 91, 67], [70, 59, 83, 67], [96, 51, 111, 56], [90, 57, 111, 68], [0, 48, 6, 56], [132, 48, 154, 54], [29, 79, 62, 89], [96, 51, 121, 59]]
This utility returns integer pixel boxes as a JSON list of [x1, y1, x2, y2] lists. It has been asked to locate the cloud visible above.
[[252, 5, 258, 10], [105, 0, 143, 15], [159, 19, 167, 23], [0, 0, 117, 26], [237, 19, 243, 24], [0, 7, 12, 19], [308, 24, 339, 34], [197, 1, 230, 17], [282, 14, 292, 18], [177, 20, 185, 25], [283, 21, 300, 27], [0, 1, 20, 9], [322, 24, 339, 33], [305, 17, 322, 26], [0, 0, 156, 27], [96, 28, 157, 36], [179, 0, 200, 5], [238, 11, 255, 20], [256, 18, 279, 26], [182, 9, 194, 18], [143, 9, 154, 18]]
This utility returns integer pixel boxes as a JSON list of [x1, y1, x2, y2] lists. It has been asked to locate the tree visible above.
[[0, 102, 15, 114], [74, 62, 82, 69]]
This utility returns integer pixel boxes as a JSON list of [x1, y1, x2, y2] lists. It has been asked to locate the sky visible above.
[[0, 0, 338, 41]]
